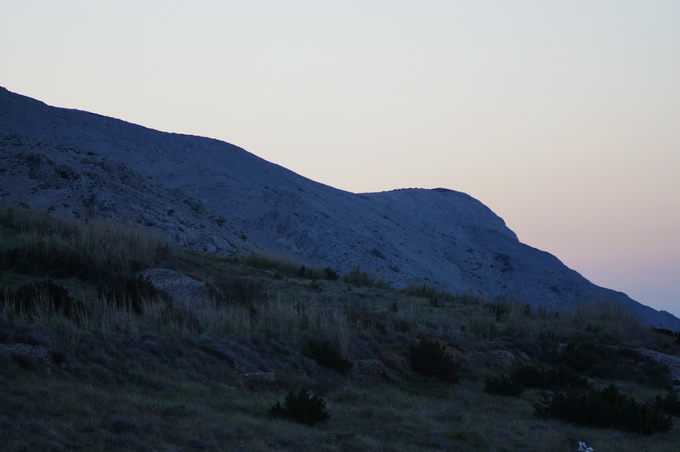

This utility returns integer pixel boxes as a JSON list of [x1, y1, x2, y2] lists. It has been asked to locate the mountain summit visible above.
[[1, 87, 677, 330]]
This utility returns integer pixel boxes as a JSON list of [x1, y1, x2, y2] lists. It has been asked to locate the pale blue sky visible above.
[[2, 1, 679, 315]]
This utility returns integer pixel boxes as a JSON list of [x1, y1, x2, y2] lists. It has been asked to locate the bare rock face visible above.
[[0, 133, 250, 255], [1, 87, 678, 330]]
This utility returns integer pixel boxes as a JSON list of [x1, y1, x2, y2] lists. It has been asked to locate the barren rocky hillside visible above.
[[1, 86, 678, 330]]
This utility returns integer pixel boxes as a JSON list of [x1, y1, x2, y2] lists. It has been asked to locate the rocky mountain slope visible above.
[[1, 86, 678, 330]]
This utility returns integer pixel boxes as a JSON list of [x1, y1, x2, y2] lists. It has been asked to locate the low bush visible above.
[[323, 267, 340, 281], [535, 384, 672, 434], [484, 374, 523, 396], [409, 339, 460, 383], [559, 341, 671, 386], [295, 265, 340, 281], [269, 389, 330, 426], [0, 242, 88, 279], [303, 340, 352, 374], [404, 284, 454, 302], [213, 274, 267, 304], [653, 391, 680, 417], [511, 364, 590, 390], [342, 264, 389, 288], [243, 250, 301, 276], [488, 301, 512, 321], [561, 341, 613, 372], [653, 327, 680, 345]]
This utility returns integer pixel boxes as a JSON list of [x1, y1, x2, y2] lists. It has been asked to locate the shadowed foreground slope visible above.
[[2, 206, 680, 451]]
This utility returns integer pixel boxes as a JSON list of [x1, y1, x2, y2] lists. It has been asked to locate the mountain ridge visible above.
[[1, 86, 678, 330]]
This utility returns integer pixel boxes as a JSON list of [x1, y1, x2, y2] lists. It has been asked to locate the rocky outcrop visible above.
[[0, 343, 53, 366]]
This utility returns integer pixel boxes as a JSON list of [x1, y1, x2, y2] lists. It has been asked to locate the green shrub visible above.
[[303, 340, 352, 374], [535, 384, 672, 434], [269, 389, 330, 426], [409, 339, 460, 383], [484, 374, 523, 396]]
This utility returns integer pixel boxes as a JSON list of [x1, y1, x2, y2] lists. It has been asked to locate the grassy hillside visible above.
[[1, 203, 680, 451]]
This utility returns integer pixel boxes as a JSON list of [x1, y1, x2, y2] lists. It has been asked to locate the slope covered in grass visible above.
[[1, 203, 680, 451]]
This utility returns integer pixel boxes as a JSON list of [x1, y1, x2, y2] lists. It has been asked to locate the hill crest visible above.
[[1, 86, 677, 330]]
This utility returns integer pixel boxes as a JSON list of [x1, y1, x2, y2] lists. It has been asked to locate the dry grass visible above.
[[0, 204, 168, 280], [2, 204, 680, 451]]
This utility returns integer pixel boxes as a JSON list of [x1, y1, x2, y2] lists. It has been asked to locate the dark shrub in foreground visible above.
[[560, 341, 672, 387], [653, 391, 680, 417], [484, 374, 523, 396], [269, 389, 330, 426], [323, 267, 340, 281], [0, 242, 88, 279], [410, 339, 460, 383], [535, 384, 672, 434], [303, 340, 352, 374], [213, 274, 267, 304]]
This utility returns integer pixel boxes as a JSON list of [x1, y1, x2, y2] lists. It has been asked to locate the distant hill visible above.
[[1, 86, 678, 330]]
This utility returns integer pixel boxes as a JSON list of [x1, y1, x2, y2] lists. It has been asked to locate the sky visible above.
[[2, 1, 679, 316]]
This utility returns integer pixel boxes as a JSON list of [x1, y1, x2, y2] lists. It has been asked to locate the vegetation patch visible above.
[[510, 364, 590, 391], [269, 389, 330, 426], [342, 264, 389, 288], [2, 203, 680, 449], [303, 340, 352, 375], [653, 391, 680, 417], [97, 275, 163, 314], [409, 339, 460, 383], [535, 384, 672, 434], [484, 373, 524, 396], [559, 340, 671, 387], [1, 280, 83, 319]]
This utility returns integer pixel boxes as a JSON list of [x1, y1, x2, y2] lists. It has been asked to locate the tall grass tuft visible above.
[[343, 264, 390, 288], [0, 203, 169, 280]]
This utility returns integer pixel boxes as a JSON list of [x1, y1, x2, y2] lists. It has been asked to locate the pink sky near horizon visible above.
[[2, 1, 679, 315]]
